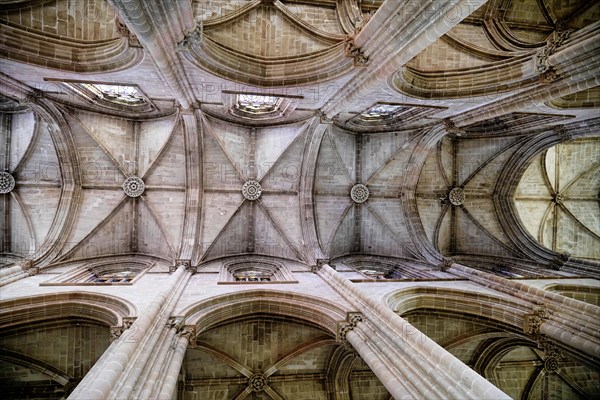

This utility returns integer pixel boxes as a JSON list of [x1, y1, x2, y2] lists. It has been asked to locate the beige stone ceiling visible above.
[[0, 0, 599, 271]]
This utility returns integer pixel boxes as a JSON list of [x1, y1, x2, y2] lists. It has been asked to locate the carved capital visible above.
[[311, 258, 330, 273], [344, 38, 368, 67], [177, 24, 203, 51], [443, 118, 463, 136], [171, 259, 195, 274], [110, 317, 136, 341], [179, 325, 196, 344], [167, 317, 184, 330], [536, 29, 572, 79], [115, 19, 142, 48], [337, 312, 363, 349], [438, 257, 453, 272], [524, 307, 551, 340], [550, 252, 570, 270], [19, 259, 33, 272], [554, 125, 573, 142]]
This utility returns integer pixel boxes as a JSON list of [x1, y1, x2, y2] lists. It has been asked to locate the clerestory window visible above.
[[361, 104, 405, 119], [82, 83, 145, 105], [236, 94, 280, 114]]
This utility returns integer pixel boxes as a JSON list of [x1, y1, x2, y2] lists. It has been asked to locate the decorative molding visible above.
[[448, 187, 465, 206], [0, 172, 15, 194], [350, 184, 369, 204], [248, 372, 268, 392], [242, 180, 262, 201], [122, 176, 145, 197]]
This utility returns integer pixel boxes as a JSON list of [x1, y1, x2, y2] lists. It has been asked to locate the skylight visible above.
[[361, 104, 405, 119], [83, 83, 145, 105], [237, 94, 280, 113]]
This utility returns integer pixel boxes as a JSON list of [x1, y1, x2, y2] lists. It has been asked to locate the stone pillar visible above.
[[448, 262, 600, 359], [157, 327, 193, 399], [68, 264, 192, 400], [318, 265, 510, 399]]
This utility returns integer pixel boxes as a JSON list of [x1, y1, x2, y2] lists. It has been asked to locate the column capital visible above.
[[337, 312, 363, 349], [523, 306, 551, 340], [311, 258, 330, 273]]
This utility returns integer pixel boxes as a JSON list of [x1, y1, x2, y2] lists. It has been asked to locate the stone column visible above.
[[318, 265, 510, 399], [68, 263, 192, 400], [448, 262, 600, 364], [157, 327, 193, 399]]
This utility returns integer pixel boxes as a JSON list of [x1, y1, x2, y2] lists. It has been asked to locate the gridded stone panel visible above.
[[14, 119, 61, 185], [461, 198, 510, 245], [557, 142, 600, 191], [494, 347, 541, 399], [285, 3, 343, 35], [68, 114, 126, 186], [516, 141, 600, 260], [455, 210, 516, 257], [328, 127, 356, 183], [269, 380, 328, 400], [416, 146, 448, 194], [503, 0, 552, 27], [456, 136, 518, 186], [510, 28, 549, 43], [16, 187, 61, 245], [137, 116, 178, 178], [205, 6, 333, 58], [556, 208, 600, 259], [0, 321, 110, 380], [350, 371, 390, 400], [61, 189, 126, 250], [8, 111, 35, 169], [259, 131, 307, 191], [194, 0, 257, 21], [402, 312, 492, 345], [75, 112, 136, 170], [449, 24, 499, 52], [0, 0, 119, 40], [197, 319, 324, 370], [416, 198, 445, 245], [407, 36, 494, 71]]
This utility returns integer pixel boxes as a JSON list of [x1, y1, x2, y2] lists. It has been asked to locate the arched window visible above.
[[236, 94, 280, 114], [219, 259, 297, 284]]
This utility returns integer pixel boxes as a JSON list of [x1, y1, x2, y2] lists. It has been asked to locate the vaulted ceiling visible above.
[[1, 0, 599, 275], [1, 0, 599, 399]]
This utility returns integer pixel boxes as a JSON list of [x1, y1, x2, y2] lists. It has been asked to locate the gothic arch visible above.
[[183, 290, 348, 335], [494, 122, 600, 276], [0, 292, 136, 329]]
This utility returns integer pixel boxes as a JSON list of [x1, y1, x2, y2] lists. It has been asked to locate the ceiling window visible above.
[[236, 94, 280, 114], [83, 83, 145, 105], [361, 104, 406, 119]]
